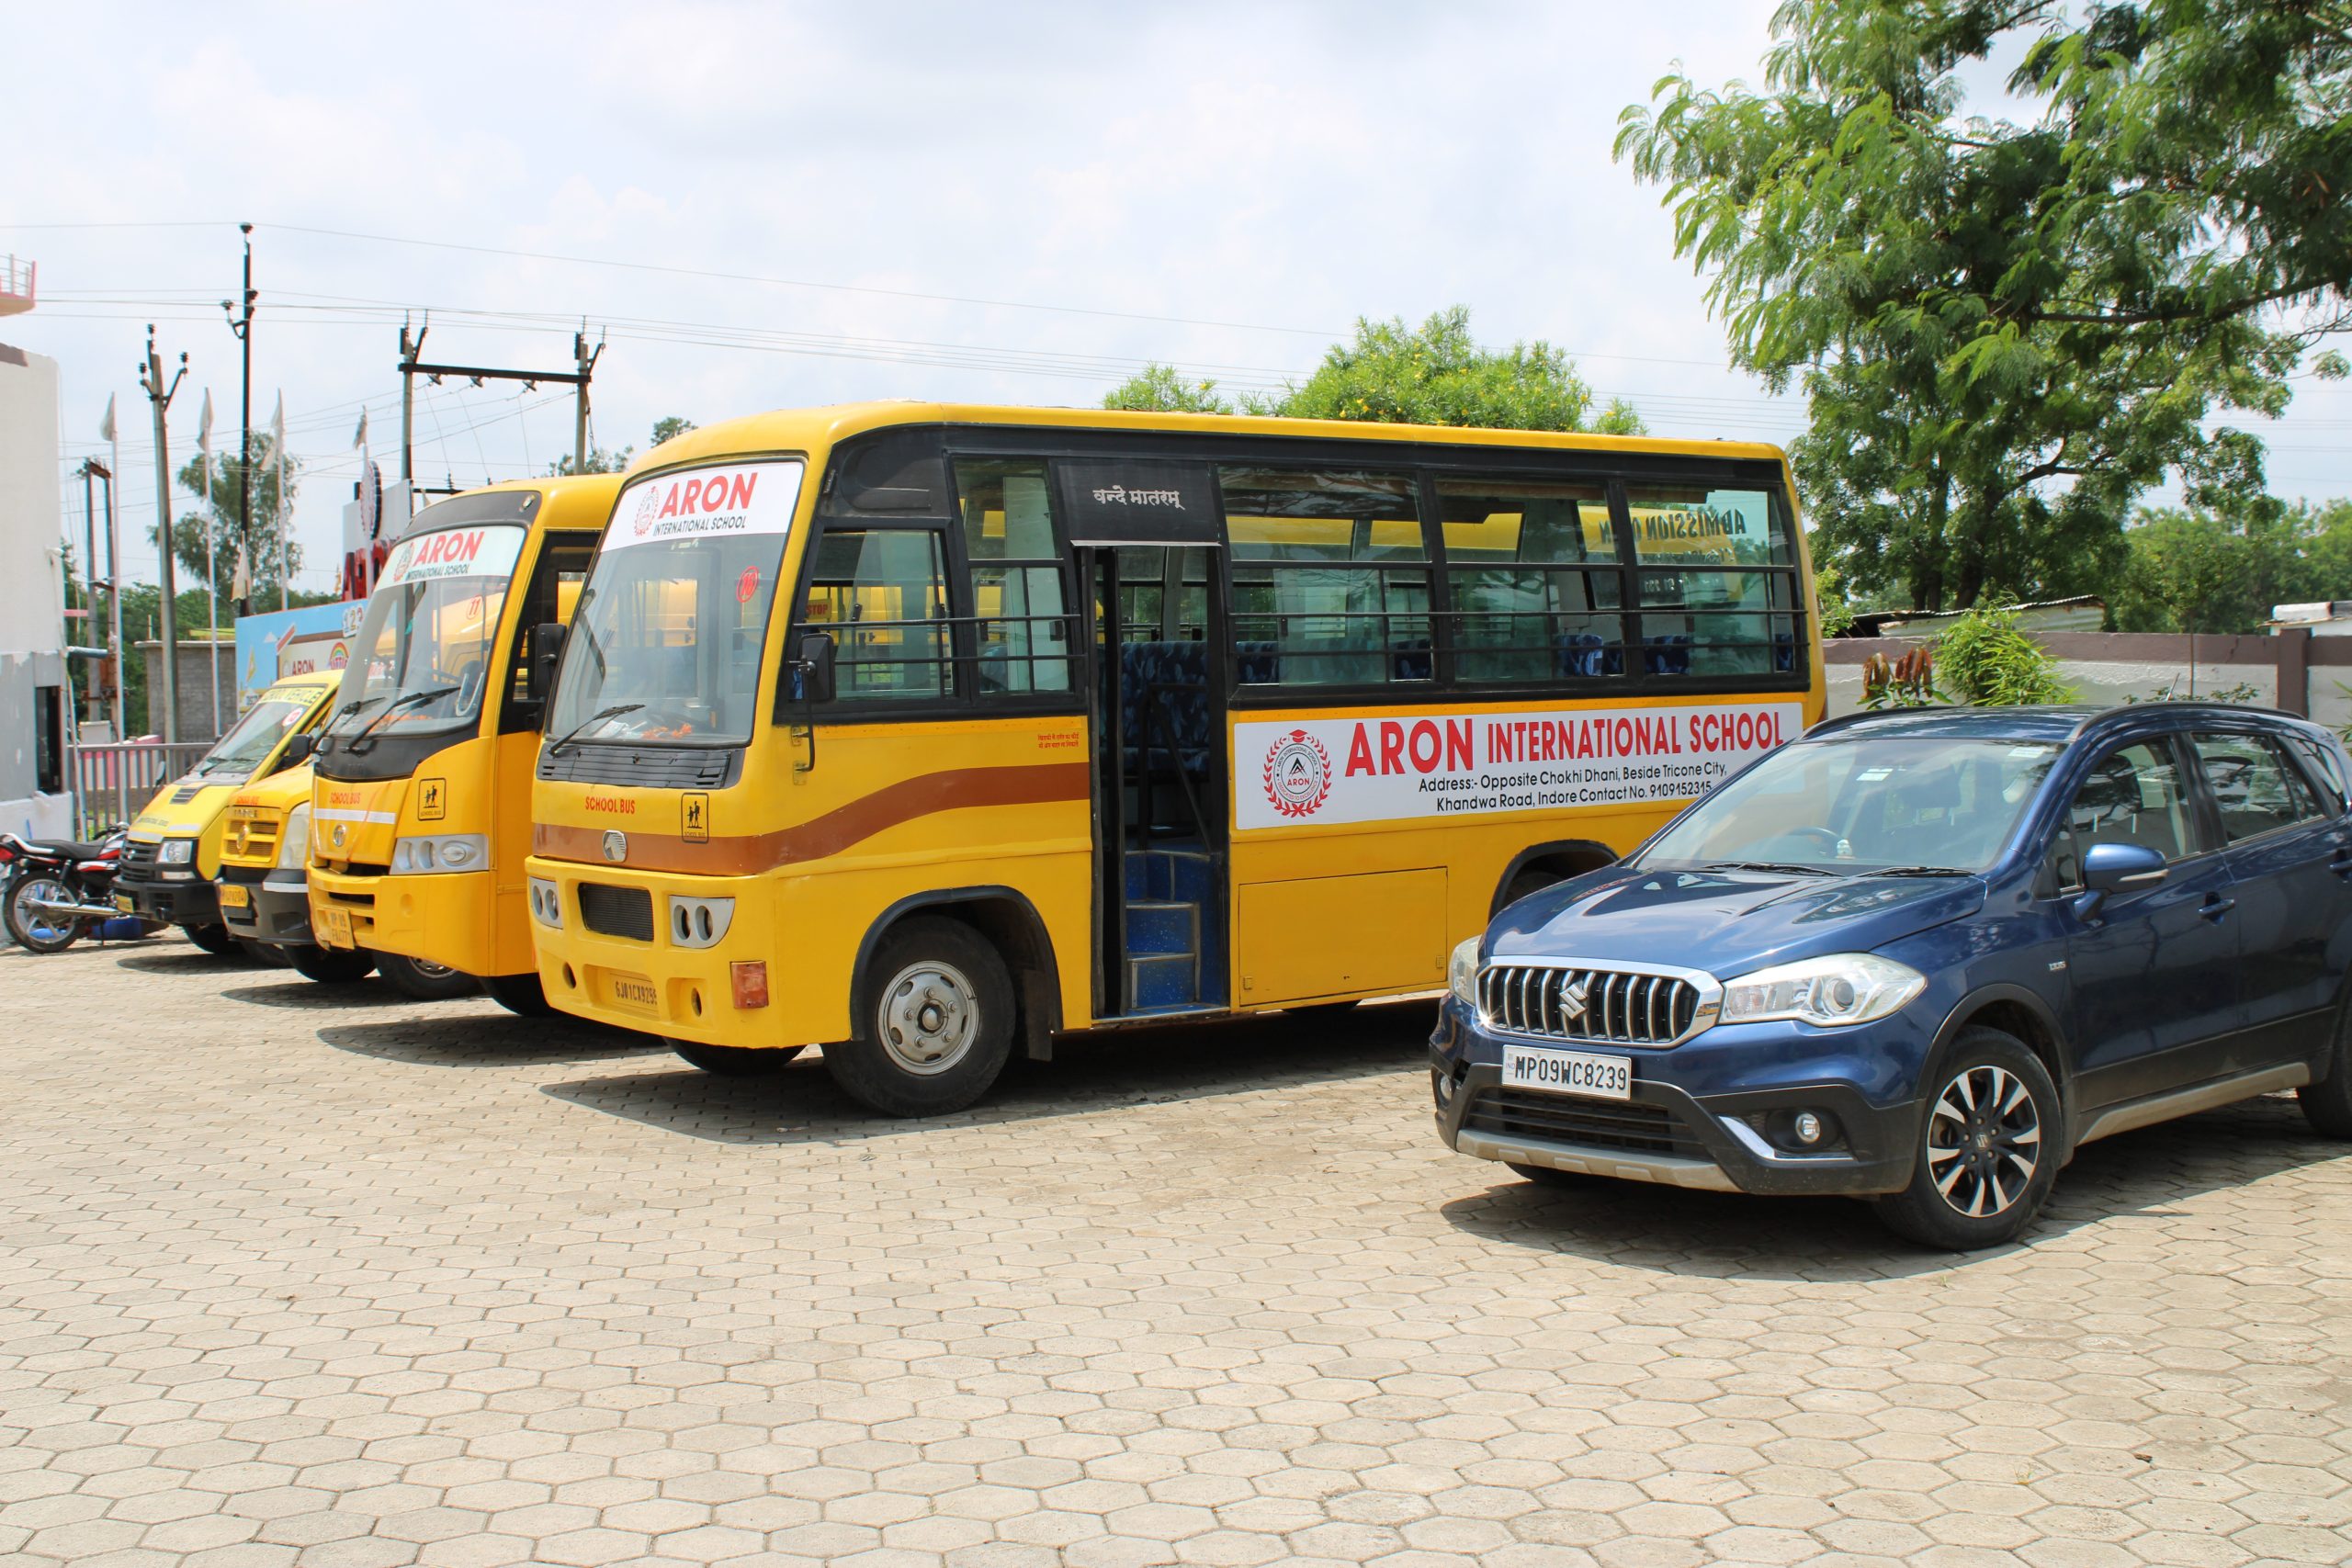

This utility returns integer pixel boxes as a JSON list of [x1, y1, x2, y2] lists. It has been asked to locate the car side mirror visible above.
[[530, 623, 568, 700], [2074, 840, 2167, 918], [794, 631, 837, 705], [278, 731, 315, 766]]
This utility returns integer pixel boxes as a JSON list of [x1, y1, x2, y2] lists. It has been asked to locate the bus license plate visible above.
[[114, 894, 134, 914], [604, 971, 659, 1016], [315, 906, 355, 949], [219, 884, 250, 910], [1502, 1042, 1633, 1101]]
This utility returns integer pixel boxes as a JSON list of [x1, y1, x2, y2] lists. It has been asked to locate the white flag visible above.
[[268, 392, 286, 457], [232, 545, 251, 603], [352, 409, 369, 450], [198, 389, 213, 448], [99, 393, 116, 443]]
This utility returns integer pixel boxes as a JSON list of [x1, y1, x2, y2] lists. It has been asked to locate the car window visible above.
[[2279, 732, 2348, 813], [2192, 733, 2329, 842], [2051, 740, 2199, 889]]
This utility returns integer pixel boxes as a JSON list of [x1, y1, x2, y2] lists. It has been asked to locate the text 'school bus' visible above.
[[304, 475, 619, 1006], [115, 670, 343, 955], [525, 404, 1826, 1115]]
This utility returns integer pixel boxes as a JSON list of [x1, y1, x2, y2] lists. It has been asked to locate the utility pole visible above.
[[573, 325, 605, 472], [103, 421, 124, 739], [77, 461, 104, 724], [399, 313, 427, 484], [220, 222, 256, 616], [398, 328, 603, 481], [140, 327, 188, 744]]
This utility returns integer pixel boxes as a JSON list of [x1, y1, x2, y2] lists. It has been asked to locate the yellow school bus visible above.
[[305, 475, 617, 1006], [526, 404, 1825, 1114]]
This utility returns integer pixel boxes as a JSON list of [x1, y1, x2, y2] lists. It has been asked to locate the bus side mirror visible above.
[[531, 623, 568, 700], [279, 731, 315, 766], [796, 631, 837, 705]]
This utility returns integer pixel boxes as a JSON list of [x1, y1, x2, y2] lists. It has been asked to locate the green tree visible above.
[[650, 415, 698, 446], [547, 414, 701, 477], [2109, 494, 2352, 635], [173, 437, 300, 609], [1102, 309, 1645, 433], [1617, 0, 2352, 612], [1102, 365, 1235, 414]]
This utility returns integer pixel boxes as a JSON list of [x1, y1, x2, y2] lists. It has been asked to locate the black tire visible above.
[[1506, 1162, 1600, 1190], [825, 916, 1017, 1118], [673, 1041, 806, 1076], [1500, 869, 1560, 909], [378, 952, 480, 1001], [5, 873, 86, 953], [1874, 1028, 2061, 1251], [482, 972, 556, 1018], [238, 939, 289, 965], [182, 920, 239, 956], [1285, 999, 1362, 1022], [2297, 998, 2352, 1139], [286, 943, 377, 984]]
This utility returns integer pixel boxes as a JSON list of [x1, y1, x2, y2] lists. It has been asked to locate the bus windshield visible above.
[[322, 525, 528, 739], [190, 693, 313, 782], [548, 460, 804, 748]]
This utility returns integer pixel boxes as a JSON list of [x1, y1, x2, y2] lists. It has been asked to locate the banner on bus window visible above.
[[379, 524, 526, 589], [609, 461, 804, 551], [1234, 701, 1804, 830]]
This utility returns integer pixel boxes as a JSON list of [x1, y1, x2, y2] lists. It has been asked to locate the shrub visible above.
[[1936, 604, 2073, 706]]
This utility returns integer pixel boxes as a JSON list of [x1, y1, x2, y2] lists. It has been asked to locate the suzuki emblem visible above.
[[1561, 976, 1591, 1021], [602, 830, 627, 863]]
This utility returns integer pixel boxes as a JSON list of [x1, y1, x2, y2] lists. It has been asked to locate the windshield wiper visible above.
[[1851, 865, 1976, 879], [345, 686, 458, 754], [1703, 860, 1833, 877], [547, 703, 642, 757]]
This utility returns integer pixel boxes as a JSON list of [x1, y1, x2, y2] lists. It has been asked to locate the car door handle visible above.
[[2199, 896, 2237, 919]]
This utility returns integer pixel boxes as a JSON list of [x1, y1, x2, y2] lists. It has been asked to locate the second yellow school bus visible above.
[[526, 403, 1826, 1115]]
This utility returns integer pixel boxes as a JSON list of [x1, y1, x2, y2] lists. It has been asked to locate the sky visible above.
[[6, 1, 2351, 602]]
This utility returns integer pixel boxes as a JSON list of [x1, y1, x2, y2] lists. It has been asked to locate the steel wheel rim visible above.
[[13, 876, 74, 941], [1927, 1063, 2042, 1218], [411, 959, 457, 979], [876, 959, 978, 1076]]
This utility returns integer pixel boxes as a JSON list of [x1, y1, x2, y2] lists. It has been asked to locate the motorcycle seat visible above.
[[23, 839, 117, 861]]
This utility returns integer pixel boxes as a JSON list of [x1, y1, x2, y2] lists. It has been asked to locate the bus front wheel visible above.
[[482, 973, 554, 1017], [379, 953, 479, 1001], [829, 916, 1016, 1118]]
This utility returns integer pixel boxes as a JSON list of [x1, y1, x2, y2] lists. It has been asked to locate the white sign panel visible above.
[[608, 460, 804, 552], [1235, 702, 1804, 830], [378, 524, 527, 589]]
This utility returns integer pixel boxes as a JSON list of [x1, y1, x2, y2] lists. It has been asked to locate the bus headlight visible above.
[[668, 896, 735, 949], [528, 876, 563, 929], [1449, 936, 1482, 1009], [1719, 953, 1925, 1028], [159, 839, 196, 864], [390, 834, 490, 874], [277, 805, 311, 870]]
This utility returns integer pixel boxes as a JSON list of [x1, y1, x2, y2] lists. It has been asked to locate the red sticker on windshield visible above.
[[736, 567, 760, 604]]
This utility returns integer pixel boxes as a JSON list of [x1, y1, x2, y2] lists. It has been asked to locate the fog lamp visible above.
[[1793, 1111, 1825, 1145]]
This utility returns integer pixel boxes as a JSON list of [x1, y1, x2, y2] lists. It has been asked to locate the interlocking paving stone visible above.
[[2, 933, 2349, 1564]]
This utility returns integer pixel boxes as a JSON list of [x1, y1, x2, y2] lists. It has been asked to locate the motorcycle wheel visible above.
[[5, 874, 86, 953]]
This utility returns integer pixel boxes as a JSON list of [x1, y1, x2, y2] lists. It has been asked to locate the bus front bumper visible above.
[[220, 866, 316, 947], [308, 864, 494, 970], [116, 868, 220, 928], [526, 857, 805, 1048]]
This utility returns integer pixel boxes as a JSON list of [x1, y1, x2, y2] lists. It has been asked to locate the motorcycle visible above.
[[0, 828, 139, 953]]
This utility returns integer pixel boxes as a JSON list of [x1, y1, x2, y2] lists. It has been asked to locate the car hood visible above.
[[1487, 863, 1985, 978]]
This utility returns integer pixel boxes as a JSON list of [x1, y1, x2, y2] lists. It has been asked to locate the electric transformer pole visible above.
[[139, 328, 188, 742]]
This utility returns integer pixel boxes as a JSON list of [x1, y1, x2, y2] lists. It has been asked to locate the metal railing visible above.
[[67, 741, 211, 836]]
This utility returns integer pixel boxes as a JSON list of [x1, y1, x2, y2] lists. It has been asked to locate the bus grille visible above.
[[578, 883, 655, 942], [1478, 964, 1702, 1046], [1460, 1089, 1706, 1158], [537, 747, 738, 788]]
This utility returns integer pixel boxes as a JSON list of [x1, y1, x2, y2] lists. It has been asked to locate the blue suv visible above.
[[1430, 705, 2352, 1249]]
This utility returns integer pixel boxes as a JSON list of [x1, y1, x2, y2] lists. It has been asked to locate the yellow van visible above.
[[524, 404, 1826, 1115], [304, 476, 616, 1005], [115, 670, 343, 953]]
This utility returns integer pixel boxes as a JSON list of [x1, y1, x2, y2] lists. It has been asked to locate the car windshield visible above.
[[1637, 734, 2064, 874], [322, 524, 528, 739], [548, 460, 804, 748], [189, 694, 313, 782]]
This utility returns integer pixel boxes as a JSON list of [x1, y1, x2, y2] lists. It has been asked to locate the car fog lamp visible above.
[[1448, 936, 1482, 1008], [1793, 1111, 1825, 1145], [1720, 953, 1925, 1029]]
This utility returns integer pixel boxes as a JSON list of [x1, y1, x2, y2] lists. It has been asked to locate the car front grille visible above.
[[578, 882, 655, 942], [225, 815, 279, 861], [119, 839, 158, 877], [1460, 1089, 1707, 1159], [1478, 964, 1702, 1046]]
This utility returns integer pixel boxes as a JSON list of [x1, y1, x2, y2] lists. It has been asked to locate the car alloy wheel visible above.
[[1927, 1062, 2042, 1218]]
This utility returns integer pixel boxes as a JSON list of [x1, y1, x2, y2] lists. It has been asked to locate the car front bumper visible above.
[[1430, 1000, 1925, 1198], [220, 867, 315, 947], [116, 869, 220, 929]]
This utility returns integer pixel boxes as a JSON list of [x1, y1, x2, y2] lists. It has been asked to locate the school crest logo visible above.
[[1261, 728, 1332, 819], [632, 486, 661, 536]]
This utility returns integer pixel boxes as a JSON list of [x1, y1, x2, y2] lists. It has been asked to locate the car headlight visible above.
[[1449, 936, 1482, 1008], [390, 834, 490, 874], [1719, 953, 1925, 1028], [277, 804, 311, 870], [159, 839, 196, 864]]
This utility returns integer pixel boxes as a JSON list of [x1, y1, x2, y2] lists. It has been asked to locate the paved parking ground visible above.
[[2, 934, 2349, 1568]]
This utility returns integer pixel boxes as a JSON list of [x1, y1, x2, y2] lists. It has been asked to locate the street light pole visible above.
[[220, 221, 256, 617], [139, 328, 188, 743]]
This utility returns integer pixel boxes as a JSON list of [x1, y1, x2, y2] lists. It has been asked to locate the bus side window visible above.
[[1623, 480, 1803, 679], [1221, 468, 1430, 688], [802, 527, 955, 702], [503, 538, 596, 727], [954, 459, 1074, 697], [1434, 478, 1620, 683]]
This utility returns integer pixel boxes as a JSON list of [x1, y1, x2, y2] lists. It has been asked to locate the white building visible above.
[[0, 315, 73, 837]]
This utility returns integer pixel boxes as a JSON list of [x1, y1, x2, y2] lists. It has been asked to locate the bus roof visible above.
[[401, 471, 624, 535], [628, 401, 1793, 475]]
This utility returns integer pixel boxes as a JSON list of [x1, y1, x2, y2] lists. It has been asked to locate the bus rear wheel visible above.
[[182, 921, 239, 956], [378, 953, 479, 1001], [673, 1042, 805, 1076], [827, 916, 1015, 1118], [482, 973, 555, 1017], [287, 943, 376, 984]]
